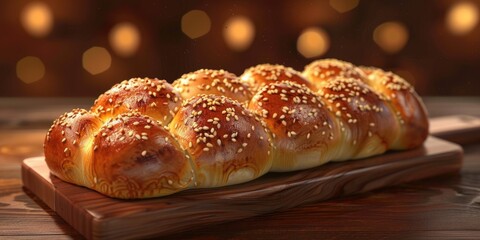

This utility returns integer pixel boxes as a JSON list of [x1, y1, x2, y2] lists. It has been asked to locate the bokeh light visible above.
[[446, 2, 479, 35], [109, 22, 141, 57], [20, 2, 53, 37], [181, 10, 211, 39], [16, 56, 45, 84], [223, 16, 255, 52], [373, 21, 409, 54], [329, 0, 359, 13], [297, 27, 330, 58], [82, 47, 112, 75]]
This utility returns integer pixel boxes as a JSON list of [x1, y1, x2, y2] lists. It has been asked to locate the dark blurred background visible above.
[[1, 0, 480, 97]]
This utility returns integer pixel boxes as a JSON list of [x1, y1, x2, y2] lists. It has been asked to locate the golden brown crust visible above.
[[91, 112, 194, 198], [173, 69, 251, 103], [241, 64, 315, 92], [303, 59, 367, 90], [169, 94, 273, 187], [44, 109, 103, 185], [91, 78, 182, 125], [248, 81, 340, 171], [44, 59, 430, 199], [359, 67, 429, 149], [317, 77, 399, 159]]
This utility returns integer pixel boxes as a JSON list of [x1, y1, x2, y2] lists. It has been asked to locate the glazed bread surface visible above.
[[44, 59, 429, 199]]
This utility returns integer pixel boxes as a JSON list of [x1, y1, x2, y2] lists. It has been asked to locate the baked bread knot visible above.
[[91, 78, 182, 125], [359, 67, 429, 149], [303, 58, 367, 90], [44, 109, 103, 186], [173, 69, 251, 104], [316, 77, 398, 160], [241, 64, 316, 92], [91, 112, 194, 199], [249, 81, 339, 171], [169, 94, 274, 187]]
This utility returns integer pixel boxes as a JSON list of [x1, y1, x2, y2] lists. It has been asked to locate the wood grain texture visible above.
[[21, 137, 462, 240]]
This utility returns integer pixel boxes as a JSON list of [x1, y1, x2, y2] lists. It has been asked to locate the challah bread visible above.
[[248, 81, 339, 171], [240, 64, 316, 92], [172, 69, 251, 104], [168, 94, 274, 187], [44, 58, 429, 199]]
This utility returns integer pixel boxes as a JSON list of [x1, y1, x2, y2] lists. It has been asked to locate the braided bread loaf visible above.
[[44, 59, 428, 199]]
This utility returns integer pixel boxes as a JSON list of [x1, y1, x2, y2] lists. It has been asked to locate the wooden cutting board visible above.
[[21, 136, 462, 240]]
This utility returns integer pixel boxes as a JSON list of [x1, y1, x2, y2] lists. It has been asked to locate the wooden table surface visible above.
[[1, 97, 480, 240]]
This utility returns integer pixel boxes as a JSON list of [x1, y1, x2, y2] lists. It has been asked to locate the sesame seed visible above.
[[142, 150, 147, 156], [237, 148, 243, 153], [61, 138, 66, 143], [203, 147, 210, 152]]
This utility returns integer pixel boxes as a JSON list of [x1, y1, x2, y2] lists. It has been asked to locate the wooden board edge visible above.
[[430, 115, 480, 145], [21, 157, 55, 210]]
